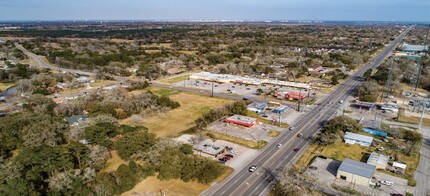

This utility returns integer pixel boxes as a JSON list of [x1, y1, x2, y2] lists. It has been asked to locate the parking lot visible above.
[[207, 119, 284, 142], [174, 79, 315, 100], [174, 134, 258, 170], [306, 157, 411, 196]]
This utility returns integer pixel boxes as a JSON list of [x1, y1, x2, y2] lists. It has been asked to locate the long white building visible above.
[[190, 72, 311, 89]]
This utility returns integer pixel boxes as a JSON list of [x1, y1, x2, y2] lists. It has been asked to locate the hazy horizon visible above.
[[1, 0, 430, 22]]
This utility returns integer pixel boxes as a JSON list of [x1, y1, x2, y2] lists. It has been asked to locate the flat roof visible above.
[[225, 114, 257, 124], [338, 158, 376, 178], [367, 152, 389, 165], [393, 162, 407, 170], [190, 72, 311, 89], [344, 132, 374, 144], [247, 102, 269, 109], [193, 140, 225, 156]]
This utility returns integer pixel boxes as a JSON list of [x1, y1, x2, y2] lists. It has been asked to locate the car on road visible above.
[[339, 100, 344, 104], [293, 148, 300, 152], [242, 97, 249, 101], [288, 126, 294, 131], [249, 166, 257, 172], [277, 144, 283, 148], [297, 133, 302, 138], [380, 180, 394, 186]]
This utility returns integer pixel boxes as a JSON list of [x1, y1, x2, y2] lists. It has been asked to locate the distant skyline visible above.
[[1, 0, 429, 22]]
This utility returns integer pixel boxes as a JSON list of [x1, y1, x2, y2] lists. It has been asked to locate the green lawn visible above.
[[159, 74, 191, 85]]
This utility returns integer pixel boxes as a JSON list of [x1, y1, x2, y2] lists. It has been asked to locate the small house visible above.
[[344, 132, 373, 147], [224, 114, 258, 127], [64, 115, 88, 126]]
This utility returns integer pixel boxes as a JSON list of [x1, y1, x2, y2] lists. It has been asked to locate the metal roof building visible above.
[[337, 158, 376, 186], [224, 114, 258, 127], [367, 152, 389, 170], [344, 132, 374, 147], [401, 43, 428, 52], [247, 102, 269, 113]]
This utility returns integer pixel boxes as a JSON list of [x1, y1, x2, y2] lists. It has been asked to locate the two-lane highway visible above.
[[203, 26, 413, 196]]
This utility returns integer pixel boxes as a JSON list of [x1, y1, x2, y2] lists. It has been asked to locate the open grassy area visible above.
[[0, 82, 15, 91], [122, 92, 233, 138], [158, 74, 191, 85], [144, 49, 162, 54], [268, 130, 281, 137], [102, 150, 128, 173], [89, 80, 116, 87], [391, 115, 430, 127], [295, 142, 372, 168], [141, 86, 180, 97], [178, 50, 198, 55], [122, 167, 233, 196], [206, 131, 268, 149]]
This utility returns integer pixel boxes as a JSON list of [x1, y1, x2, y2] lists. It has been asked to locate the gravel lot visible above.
[[207, 120, 284, 142]]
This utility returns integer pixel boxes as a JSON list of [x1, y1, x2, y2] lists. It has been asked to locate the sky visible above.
[[1, 0, 429, 22]]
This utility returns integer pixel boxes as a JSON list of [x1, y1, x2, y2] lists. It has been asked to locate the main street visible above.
[[203, 26, 413, 196]]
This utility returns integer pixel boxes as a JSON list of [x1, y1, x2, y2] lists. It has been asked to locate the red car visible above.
[[293, 148, 300, 152]]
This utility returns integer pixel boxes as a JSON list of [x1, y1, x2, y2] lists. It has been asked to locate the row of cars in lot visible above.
[[219, 146, 238, 164]]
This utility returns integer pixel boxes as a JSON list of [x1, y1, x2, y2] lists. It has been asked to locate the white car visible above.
[[339, 100, 344, 104], [249, 166, 258, 172], [231, 150, 238, 155], [379, 180, 393, 186], [277, 144, 283, 148]]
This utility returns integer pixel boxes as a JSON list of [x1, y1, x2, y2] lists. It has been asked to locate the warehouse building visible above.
[[367, 152, 389, 170], [247, 102, 269, 113], [272, 105, 289, 113], [344, 132, 374, 147], [224, 114, 258, 127], [337, 158, 376, 187], [400, 43, 428, 53]]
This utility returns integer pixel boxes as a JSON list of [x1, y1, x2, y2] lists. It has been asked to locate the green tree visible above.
[[115, 131, 157, 160]]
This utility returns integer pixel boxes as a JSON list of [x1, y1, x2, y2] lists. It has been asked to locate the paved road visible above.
[[15, 43, 96, 76], [203, 26, 413, 196], [415, 126, 430, 196]]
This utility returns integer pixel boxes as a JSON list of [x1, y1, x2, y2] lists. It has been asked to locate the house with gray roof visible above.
[[337, 158, 376, 187], [64, 115, 88, 126], [344, 132, 373, 147]]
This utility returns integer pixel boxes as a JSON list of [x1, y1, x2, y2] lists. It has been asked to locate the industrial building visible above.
[[381, 103, 399, 112], [224, 114, 258, 127], [367, 152, 389, 170], [190, 72, 311, 89], [337, 158, 376, 187], [247, 102, 269, 113], [344, 132, 374, 147]]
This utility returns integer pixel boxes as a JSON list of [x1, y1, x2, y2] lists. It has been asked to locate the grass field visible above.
[[102, 150, 128, 173], [178, 50, 198, 55], [89, 80, 116, 88], [391, 115, 430, 127], [246, 111, 289, 128], [122, 92, 233, 138], [206, 131, 268, 149], [158, 74, 191, 85], [295, 142, 372, 168], [122, 167, 233, 196], [0, 82, 15, 91], [145, 50, 162, 54]]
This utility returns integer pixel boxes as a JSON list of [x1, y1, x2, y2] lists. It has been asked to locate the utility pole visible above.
[[211, 81, 214, 97], [297, 88, 302, 111], [418, 106, 426, 130]]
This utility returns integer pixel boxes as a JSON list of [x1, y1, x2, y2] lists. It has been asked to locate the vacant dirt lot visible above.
[[122, 92, 233, 138]]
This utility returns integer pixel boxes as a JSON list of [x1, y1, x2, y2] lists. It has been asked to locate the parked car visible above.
[[294, 148, 300, 152], [224, 156, 231, 161], [226, 154, 234, 158], [308, 166, 318, 170], [249, 165, 257, 172], [377, 147, 385, 151], [242, 97, 249, 101], [380, 180, 394, 186], [231, 150, 238, 154]]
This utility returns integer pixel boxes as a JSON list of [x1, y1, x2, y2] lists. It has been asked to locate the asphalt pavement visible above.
[[202, 26, 413, 196]]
